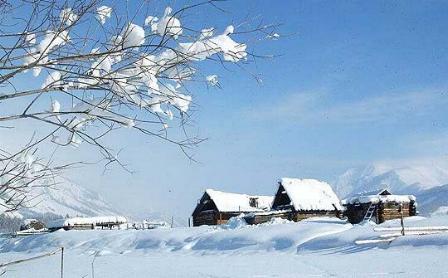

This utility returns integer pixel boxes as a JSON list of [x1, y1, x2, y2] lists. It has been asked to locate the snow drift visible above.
[[2, 216, 448, 256]]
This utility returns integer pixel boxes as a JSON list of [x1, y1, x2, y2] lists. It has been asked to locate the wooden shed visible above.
[[341, 189, 417, 224], [191, 189, 273, 226], [20, 219, 46, 231], [269, 178, 342, 221], [47, 216, 127, 231]]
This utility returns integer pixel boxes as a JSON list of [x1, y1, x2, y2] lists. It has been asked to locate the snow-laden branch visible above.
[[0, 0, 278, 213]]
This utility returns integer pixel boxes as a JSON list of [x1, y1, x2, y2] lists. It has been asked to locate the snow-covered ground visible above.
[[1, 216, 448, 277]]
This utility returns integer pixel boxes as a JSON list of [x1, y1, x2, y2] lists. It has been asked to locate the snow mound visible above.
[[2, 216, 448, 259], [0, 217, 352, 254], [221, 215, 247, 230]]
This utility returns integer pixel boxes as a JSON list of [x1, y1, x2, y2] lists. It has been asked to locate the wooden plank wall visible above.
[[378, 203, 412, 223], [294, 211, 338, 221], [193, 211, 217, 226]]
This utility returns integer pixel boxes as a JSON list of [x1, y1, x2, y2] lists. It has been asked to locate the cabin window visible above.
[[249, 197, 258, 208]]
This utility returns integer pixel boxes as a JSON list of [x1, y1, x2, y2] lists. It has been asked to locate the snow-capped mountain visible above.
[[18, 182, 119, 219], [415, 184, 448, 215], [332, 161, 448, 215], [333, 165, 408, 198], [333, 161, 448, 198]]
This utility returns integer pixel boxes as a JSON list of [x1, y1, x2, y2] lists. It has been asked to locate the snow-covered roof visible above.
[[341, 187, 416, 205], [47, 216, 127, 228], [278, 178, 342, 211], [205, 189, 273, 213], [350, 188, 391, 198], [23, 219, 40, 225], [342, 194, 416, 205]]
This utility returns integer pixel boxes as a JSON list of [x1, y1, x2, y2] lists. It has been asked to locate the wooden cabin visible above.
[[47, 216, 127, 231], [269, 178, 342, 222], [191, 189, 273, 226], [20, 219, 46, 231], [341, 189, 417, 224]]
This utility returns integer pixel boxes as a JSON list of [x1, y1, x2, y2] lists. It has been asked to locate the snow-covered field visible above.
[[1, 216, 448, 277]]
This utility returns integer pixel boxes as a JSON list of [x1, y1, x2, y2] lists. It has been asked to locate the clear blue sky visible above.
[[11, 0, 448, 220]]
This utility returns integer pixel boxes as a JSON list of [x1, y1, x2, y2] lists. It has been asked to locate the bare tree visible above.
[[0, 0, 278, 213]]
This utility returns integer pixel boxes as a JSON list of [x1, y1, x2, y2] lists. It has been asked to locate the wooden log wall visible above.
[[246, 210, 340, 225], [377, 203, 413, 223], [294, 211, 338, 221], [193, 210, 218, 226]]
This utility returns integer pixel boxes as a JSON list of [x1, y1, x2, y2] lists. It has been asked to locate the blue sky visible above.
[[6, 0, 448, 221], [78, 0, 448, 220]]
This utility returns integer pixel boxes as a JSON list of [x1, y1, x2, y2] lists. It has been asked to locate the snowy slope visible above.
[[1, 216, 448, 277], [415, 184, 448, 215], [333, 162, 448, 198], [3, 216, 447, 255], [333, 162, 448, 215], [17, 182, 119, 219], [333, 165, 407, 198]]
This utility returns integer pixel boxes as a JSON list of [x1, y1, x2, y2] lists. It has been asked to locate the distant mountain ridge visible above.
[[414, 184, 448, 215], [17, 182, 119, 219], [332, 161, 448, 215]]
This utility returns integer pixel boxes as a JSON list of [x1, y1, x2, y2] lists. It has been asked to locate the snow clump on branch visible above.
[[96, 6, 112, 25], [23, 4, 252, 148], [60, 8, 78, 26]]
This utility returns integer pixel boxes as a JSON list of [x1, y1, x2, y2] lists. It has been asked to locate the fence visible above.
[[0, 247, 64, 277]]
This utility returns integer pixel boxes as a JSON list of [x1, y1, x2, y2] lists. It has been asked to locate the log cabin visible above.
[[191, 189, 273, 226], [268, 178, 342, 222], [47, 216, 127, 231], [341, 189, 417, 224], [19, 219, 46, 231]]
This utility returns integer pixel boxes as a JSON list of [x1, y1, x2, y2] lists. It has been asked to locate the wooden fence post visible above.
[[60, 247, 64, 278], [399, 204, 405, 236]]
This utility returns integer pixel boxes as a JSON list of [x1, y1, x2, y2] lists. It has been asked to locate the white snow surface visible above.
[[342, 194, 416, 205], [280, 178, 342, 211], [205, 189, 273, 212], [1, 216, 448, 277]]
